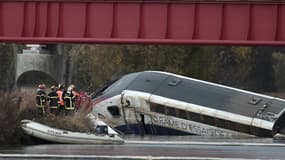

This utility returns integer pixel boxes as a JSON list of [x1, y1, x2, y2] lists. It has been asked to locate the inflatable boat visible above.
[[21, 119, 124, 144]]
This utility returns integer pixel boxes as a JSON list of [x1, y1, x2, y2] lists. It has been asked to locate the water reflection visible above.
[[124, 134, 285, 143]]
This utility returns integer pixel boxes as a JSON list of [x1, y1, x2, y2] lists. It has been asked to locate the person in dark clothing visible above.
[[47, 85, 59, 115], [36, 84, 47, 116], [57, 84, 65, 115], [64, 86, 76, 115]]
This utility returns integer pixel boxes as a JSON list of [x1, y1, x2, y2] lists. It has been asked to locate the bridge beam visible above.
[[0, 0, 285, 46]]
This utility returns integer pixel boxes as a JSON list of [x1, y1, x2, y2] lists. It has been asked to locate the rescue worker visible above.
[[56, 84, 65, 115], [36, 84, 47, 116], [69, 84, 80, 111], [64, 86, 76, 115], [47, 85, 59, 115]]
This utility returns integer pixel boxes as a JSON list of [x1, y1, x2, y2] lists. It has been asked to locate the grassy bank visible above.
[[0, 90, 92, 146]]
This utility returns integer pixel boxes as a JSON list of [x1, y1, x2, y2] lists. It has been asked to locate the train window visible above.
[[107, 106, 121, 117], [186, 112, 191, 120], [150, 103, 165, 114], [225, 121, 233, 130], [168, 78, 181, 86], [215, 118, 226, 128], [204, 115, 215, 126], [175, 109, 180, 117], [190, 112, 200, 122], [168, 107, 176, 116], [179, 109, 187, 119]]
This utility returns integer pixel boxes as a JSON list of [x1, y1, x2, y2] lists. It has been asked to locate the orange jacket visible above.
[[56, 90, 64, 106]]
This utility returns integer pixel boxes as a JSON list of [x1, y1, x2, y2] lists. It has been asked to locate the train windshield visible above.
[[91, 72, 140, 98], [102, 72, 140, 95]]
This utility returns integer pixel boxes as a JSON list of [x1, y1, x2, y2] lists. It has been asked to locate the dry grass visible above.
[[36, 113, 93, 132]]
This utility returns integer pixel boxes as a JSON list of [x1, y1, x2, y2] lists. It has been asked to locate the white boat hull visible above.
[[21, 120, 124, 144]]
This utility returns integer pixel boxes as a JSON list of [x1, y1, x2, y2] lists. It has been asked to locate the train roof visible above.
[[148, 71, 285, 102], [122, 71, 285, 118]]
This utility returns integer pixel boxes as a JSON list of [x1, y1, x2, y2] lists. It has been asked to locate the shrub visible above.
[[0, 91, 22, 145]]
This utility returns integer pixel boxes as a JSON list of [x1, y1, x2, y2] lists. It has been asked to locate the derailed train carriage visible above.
[[91, 71, 285, 137]]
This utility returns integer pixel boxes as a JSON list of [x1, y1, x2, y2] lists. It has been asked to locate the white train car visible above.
[[91, 71, 285, 137]]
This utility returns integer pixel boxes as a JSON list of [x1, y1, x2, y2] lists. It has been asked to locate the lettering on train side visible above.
[[152, 115, 231, 136]]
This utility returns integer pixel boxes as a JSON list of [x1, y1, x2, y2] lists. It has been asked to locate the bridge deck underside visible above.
[[1, 1, 285, 45]]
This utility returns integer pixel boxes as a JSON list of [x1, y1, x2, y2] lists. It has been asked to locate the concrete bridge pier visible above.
[[15, 45, 68, 93]]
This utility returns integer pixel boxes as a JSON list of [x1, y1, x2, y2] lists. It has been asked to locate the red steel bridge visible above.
[[1, 0, 285, 45]]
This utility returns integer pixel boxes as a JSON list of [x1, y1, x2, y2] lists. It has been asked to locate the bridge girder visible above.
[[0, 0, 285, 45]]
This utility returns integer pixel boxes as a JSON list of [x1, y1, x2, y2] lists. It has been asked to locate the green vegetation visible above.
[[0, 44, 15, 90], [273, 51, 285, 91], [71, 45, 283, 93]]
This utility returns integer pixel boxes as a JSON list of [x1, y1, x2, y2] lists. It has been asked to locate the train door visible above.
[[120, 91, 154, 135]]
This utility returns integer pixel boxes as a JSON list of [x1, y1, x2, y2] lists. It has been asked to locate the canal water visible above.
[[0, 135, 285, 159]]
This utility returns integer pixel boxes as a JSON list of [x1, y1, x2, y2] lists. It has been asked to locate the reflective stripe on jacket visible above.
[[64, 95, 75, 110], [36, 90, 46, 108], [48, 96, 59, 109]]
